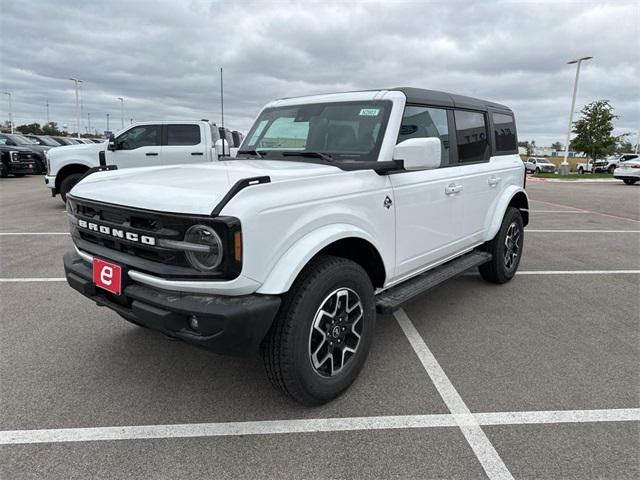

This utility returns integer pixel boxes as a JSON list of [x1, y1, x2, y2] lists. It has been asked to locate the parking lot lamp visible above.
[[3, 92, 13, 134], [117, 97, 124, 129], [106, 113, 110, 132], [561, 56, 592, 175], [69, 78, 83, 138]]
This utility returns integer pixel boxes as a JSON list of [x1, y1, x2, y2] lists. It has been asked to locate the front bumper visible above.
[[63, 250, 281, 355], [44, 175, 58, 195], [8, 161, 36, 175]]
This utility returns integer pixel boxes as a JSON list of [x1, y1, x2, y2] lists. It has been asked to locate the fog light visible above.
[[189, 315, 199, 331]]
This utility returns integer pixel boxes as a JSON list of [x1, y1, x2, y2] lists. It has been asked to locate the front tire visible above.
[[623, 179, 637, 185], [59, 173, 84, 203], [261, 255, 376, 405], [608, 165, 616, 174], [578, 167, 584, 175], [479, 207, 524, 284]]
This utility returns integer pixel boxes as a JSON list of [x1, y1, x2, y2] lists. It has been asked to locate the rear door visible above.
[[162, 123, 207, 165], [105, 124, 162, 168]]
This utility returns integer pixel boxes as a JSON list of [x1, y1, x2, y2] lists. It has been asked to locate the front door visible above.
[[105, 124, 162, 169]]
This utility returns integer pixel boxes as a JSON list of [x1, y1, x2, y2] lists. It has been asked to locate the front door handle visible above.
[[445, 183, 463, 195], [191, 152, 204, 156], [145, 152, 159, 156], [488, 176, 501, 187]]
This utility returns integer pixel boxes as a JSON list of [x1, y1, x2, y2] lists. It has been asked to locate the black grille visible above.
[[67, 196, 241, 280]]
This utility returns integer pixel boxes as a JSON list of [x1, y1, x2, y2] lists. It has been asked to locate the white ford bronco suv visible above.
[[63, 88, 528, 405], [46, 120, 240, 202]]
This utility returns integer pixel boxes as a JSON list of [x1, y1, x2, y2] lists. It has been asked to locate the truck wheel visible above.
[[578, 167, 584, 174], [262, 255, 376, 405], [479, 207, 524, 284], [0, 164, 7, 178], [608, 165, 616, 174], [535, 167, 540, 174], [59, 173, 83, 203], [623, 179, 637, 185]]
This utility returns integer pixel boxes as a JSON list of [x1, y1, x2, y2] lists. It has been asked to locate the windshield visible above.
[[240, 100, 392, 162], [12, 134, 36, 145]]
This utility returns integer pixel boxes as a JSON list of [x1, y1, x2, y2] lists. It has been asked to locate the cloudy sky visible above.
[[1, 0, 638, 145]]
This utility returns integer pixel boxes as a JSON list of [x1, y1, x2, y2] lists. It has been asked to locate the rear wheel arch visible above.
[[507, 191, 529, 226]]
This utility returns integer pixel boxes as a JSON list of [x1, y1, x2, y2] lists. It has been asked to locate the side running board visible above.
[[375, 250, 492, 314]]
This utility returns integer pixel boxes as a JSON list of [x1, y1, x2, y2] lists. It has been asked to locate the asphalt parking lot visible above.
[[1, 176, 638, 479]]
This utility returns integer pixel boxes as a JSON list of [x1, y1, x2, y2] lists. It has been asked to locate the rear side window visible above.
[[397, 106, 450, 165], [167, 124, 201, 146], [493, 113, 517, 152], [454, 110, 489, 163]]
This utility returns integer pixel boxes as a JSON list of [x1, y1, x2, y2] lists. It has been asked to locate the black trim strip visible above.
[[78, 164, 118, 182], [211, 176, 271, 216]]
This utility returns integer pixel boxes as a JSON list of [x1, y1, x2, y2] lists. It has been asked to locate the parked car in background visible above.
[[24, 135, 62, 147], [574, 154, 637, 174], [46, 120, 240, 201], [525, 157, 556, 174], [0, 144, 37, 177], [0, 133, 51, 173], [50, 136, 76, 146], [613, 157, 640, 185]]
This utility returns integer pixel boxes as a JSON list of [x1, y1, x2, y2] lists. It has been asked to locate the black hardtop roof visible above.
[[391, 87, 512, 112]]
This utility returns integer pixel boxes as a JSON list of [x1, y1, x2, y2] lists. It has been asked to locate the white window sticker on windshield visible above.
[[247, 120, 268, 146], [359, 108, 380, 116]]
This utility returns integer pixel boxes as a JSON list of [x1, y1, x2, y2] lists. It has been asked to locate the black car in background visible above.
[[0, 144, 37, 177], [0, 133, 51, 174], [24, 134, 62, 147], [50, 136, 76, 146]]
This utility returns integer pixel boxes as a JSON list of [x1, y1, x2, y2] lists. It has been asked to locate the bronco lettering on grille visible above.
[[77, 219, 156, 246]]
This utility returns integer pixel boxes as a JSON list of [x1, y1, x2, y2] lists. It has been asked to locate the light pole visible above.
[[117, 97, 124, 129], [87, 112, 91, 135], [46, 100, 50, 125], [3, 92, 13, 134], [106, 113, 110, 132], [560, 56, 592, 175], [69, 78, 83, 138]]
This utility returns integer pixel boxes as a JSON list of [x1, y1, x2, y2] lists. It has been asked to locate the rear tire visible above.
[[261, 255, 376, 405], [479, 207, 524, 284], [0, 164, 6, 178], [623, 179, 637, 185], [59, 173, 84, 203], [608, 165, 616, 174], [578, 167, 584, 174]]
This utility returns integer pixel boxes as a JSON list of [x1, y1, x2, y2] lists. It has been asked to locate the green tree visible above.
[[570, 100, 619, 160], [518, 140, 533, 156], [551, 141, 562, 151], [42, 122, 64, 136], [616, 138, 633, 154], [16, 123, 44, 134]]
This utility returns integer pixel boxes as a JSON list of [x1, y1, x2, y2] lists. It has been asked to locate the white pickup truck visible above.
[[45, 120, 240, 201], [63, 88, 528, 405]]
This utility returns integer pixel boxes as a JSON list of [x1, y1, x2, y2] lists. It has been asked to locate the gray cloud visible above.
[[1, 0, 638, 145]]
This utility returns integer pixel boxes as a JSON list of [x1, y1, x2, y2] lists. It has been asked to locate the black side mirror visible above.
[[107, 133, 117, 151]]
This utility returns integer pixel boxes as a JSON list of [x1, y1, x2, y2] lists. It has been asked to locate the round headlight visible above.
[[184, 224, 223, 272]]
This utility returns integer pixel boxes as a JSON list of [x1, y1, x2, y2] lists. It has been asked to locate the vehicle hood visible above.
[[70, 160, 343, 215], [0, 144, 36, 153], [48, 141, 103, 158]]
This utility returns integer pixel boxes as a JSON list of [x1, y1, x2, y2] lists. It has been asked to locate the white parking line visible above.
[[530, 210, 587, 213], [527, 229, 639, 233], [2, 408, 637, 446], [0, 278, 66, 282], [0, 232, 69, 235], [394, 308, 514, 480], [516, 270, 640, 275]]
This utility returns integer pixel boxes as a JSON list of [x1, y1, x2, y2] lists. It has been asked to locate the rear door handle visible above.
[[488, 176, 501, 187], [445, 183, 463, 195], [145, 152, 159, 156], [191, 152, 204, 156]]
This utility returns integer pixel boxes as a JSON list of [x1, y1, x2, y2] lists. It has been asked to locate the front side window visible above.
[[397, 106, 449, 165], [493, 112, 517, 152], [241, 101, 391, 162], [454, 110, 489, 163], [167, 124, 201, 146], [116, 125, 160, 150]]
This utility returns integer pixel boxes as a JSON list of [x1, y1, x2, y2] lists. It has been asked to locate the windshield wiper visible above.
[[237, 149, 265, 158], [281, 151, 334, 162]]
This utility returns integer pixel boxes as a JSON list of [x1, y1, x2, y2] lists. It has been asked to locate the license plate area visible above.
[[92, 257, 122, 295]]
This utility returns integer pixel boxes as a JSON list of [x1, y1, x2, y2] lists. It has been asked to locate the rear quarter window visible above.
[[492, 112, 517, 153]]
